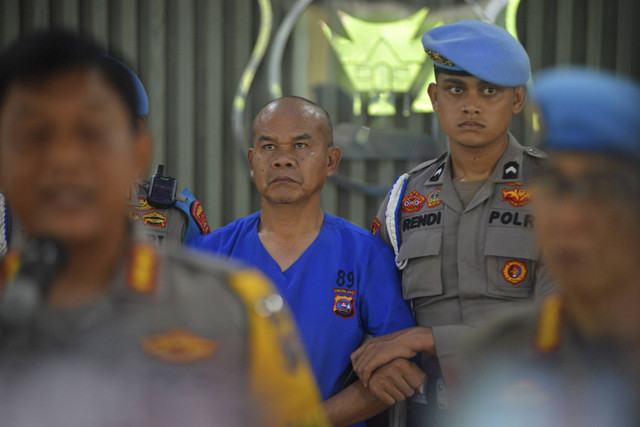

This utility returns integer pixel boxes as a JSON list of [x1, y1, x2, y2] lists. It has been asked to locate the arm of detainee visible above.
[[227, 270, 330, 427], [323, 380, 390, 426]]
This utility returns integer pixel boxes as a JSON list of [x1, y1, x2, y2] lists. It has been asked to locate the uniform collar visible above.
[[421, 134, 526, 212]]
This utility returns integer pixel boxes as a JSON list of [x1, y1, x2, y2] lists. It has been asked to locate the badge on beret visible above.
[[502, 161, 519, 179], [502, 259, 527, 285]]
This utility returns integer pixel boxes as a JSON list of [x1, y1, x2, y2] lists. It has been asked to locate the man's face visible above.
[[428, 73, 526, 150], [533, 153, 640, 298], [248, 99, 340, 205], [0, 68, 150, 247]]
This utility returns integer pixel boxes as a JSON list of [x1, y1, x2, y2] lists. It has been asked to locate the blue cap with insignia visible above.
[[533, 67, 640, 159], [102, 55, 149, 116], [422, 20, 530, 87]]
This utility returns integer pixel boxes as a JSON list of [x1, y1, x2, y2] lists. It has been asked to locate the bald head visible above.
[[252, 96, 333, 147]]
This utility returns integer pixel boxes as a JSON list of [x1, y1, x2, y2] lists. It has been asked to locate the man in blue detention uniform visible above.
[[450, 67, 640, 427], [189, 96, 422, 426], [351, 20, 554, 425]]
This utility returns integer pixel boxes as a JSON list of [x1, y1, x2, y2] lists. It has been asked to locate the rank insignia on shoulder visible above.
[[402, 190, 426, 213], [430, 163, 445, 182], [503, 161, 519, 179], [333, 295, 355, 319], [371, 217, 381, 235], [502, 259, 528, 285], [190, 200, 211, 235], [502, 184, 531, 207], [143, 211, 167, 228], [427, 188, 442, 208], [127, 243, 158, 294], [141, 328, 219, 364]]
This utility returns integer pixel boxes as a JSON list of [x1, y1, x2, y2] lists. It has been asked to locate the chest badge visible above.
[[132, 197, 154, 212], [333, 295, 356, 319], [402, 190, 426, 213], [142, 211, 168, 228], [502, 183, 531, 207], [141, 328, 219, 364], [502, 259, 528, 285], [427, 188, 442, 208]]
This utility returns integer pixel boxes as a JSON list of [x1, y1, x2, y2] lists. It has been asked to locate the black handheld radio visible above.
[[147, 164, 178, 209]]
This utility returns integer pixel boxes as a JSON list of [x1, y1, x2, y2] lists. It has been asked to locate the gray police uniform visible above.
[[373, 134, 554, 410], [451, 295, 640, 427], [0, 237, 328, 427]]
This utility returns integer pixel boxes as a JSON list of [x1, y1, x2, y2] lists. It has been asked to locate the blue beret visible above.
[[422, 20, 530, 87], [102, 55, 149, 116], [533, 67, 640, 159]]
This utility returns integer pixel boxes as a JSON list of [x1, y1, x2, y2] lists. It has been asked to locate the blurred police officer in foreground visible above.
[[0, 30, 328, 426], [350, 20, 554, 425], [0, 57, 210, 257], [451, 67, 640, 427]]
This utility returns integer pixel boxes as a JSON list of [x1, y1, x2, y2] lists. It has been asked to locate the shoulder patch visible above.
[[190, 200, 211, 235]]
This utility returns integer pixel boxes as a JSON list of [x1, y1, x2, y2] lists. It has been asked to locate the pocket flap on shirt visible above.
[[484, 227, 539, 260]]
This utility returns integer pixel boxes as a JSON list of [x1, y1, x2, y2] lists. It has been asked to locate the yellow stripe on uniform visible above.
[[127, 243, 158, 294], [228, 269, 330, 427], [535, 294, 563, 353]]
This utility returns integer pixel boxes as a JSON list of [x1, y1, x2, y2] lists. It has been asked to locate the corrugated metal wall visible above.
[[1, 0, 638, 229]]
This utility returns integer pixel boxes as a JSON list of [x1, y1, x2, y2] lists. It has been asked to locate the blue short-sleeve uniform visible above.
[[189, 212, 415, 404]]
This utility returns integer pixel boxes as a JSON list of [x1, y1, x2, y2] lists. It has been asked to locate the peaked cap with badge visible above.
[[422, 19, 531, 87]]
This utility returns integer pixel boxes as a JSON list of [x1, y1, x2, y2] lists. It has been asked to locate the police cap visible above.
[[102, 55, 149, 117], [422, 20, 530, 87], [533, 67, 640, 159]]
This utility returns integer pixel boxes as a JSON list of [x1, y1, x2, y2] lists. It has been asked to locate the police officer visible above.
[[101, 56, 211, 249], [0, 57, 210, 256], [450, 67, 640, 427], [351, 20, 554, 424], [0, 30, 327, 426]]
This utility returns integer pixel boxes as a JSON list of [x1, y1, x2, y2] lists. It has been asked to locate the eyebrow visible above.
[[257, 133, 312, 143]]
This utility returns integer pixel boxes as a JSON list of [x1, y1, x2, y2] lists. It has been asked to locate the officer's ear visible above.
[[427, 83, 439, 112], [133, 131, 152, 179], [512, 85, 527, 114]]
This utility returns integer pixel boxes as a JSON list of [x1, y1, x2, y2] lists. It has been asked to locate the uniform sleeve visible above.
[[361, 243, 416, 337], [227, 269, 330, 427]]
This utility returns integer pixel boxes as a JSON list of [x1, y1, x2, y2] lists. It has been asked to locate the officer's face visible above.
[[533, 153, 640, 298], [248, 99, 340, 205], [0, 68, 151, 247], [428, 74, 526, 150]]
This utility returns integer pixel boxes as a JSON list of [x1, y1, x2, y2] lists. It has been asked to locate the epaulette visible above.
[[408, 151, 448, 175], [523, 146, 547, 159], [175, 188, 211, 244]]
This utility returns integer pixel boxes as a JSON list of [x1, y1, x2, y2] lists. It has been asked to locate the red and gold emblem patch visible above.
[[142, 211, 168, 228], [132, 197, 154, 212], [141, 328, 218, 364], [402, 190, 426, 213], [502, 183, 531, 207], [190, 201, 211, 235], [427, 188, 442, 208], [333, 294, 356, 319], [502, 259, 528, 285], [371, 217, 381, 235]]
